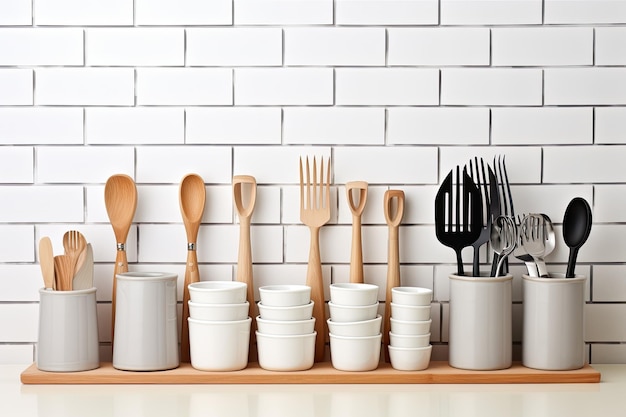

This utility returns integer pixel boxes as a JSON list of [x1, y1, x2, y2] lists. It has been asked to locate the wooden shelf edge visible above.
[[20, 361, 601, 385]]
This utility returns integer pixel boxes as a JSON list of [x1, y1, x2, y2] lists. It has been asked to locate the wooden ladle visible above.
[[383, 189, 405, 362], [179, 173, 206, 363], [346, 181, 368, 284], [233, 175, 257, 359], [104, 174, 137, 346]]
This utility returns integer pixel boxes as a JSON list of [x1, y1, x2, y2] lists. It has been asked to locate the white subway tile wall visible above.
[[2, 2, 626, 365]]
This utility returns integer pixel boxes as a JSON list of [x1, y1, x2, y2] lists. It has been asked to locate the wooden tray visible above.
[[21, 361, 601, 385]]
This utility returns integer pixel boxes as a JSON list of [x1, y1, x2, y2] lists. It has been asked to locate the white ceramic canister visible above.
[[37, 287, 100, 372], [522, 274, 586, 370], [113, 272, 179, 371], [448, 273, 512, 371]]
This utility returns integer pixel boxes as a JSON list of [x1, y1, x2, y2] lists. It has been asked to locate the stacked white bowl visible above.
[[388, 286, 433, 371], [255, 285, 316, 371], [328, 283, 382, 372], [187, 281, 251, 371]]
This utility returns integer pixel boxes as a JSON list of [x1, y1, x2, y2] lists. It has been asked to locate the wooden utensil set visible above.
[[38, 231, 91, 291]]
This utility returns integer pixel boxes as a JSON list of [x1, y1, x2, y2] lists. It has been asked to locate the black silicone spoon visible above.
[[563, 197, 592, 278]]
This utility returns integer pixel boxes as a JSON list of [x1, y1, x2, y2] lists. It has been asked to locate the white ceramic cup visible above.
[[37, 287, 99, 372], [389, 332, 430, 348], [390, 303, 431, 321], [328, 301, 379, 323], [256, 331, 316, 371], [329, 283, 379, 306], [391, 287, 433, 306], [390, 318, 432, 336], [113, 272, 179, 371], [188, 300, 249, 321], [448, 273, 512, 371], [257, 301, 314, 321], [256, 316, 316, 335], [522, 274, 586, 370], [388, 345, 432, 371], [329, 333, 382, 372], [188, 281, 247, 304], [258, 285, 311, 307], [326, 315, 382, 337], [188, 317, 251, 371]]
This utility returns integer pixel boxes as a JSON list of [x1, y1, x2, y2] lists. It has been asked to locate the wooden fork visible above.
[[63, 230, 87, 280], [300, 156, 331, 363]]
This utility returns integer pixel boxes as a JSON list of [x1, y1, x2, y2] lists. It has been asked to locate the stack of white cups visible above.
[[327, 283, 382, 371], [255, 285, 316, 371], [187, 281, 251, 371], [388, 287, 433, 371]]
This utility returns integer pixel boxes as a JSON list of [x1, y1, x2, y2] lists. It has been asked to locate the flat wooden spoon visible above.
[[39, 237, 55, 290], [179, 173, 206, 363], [54, 255, 74, 291], [104, 174, 137, 346], [346, 181, 368, 284]]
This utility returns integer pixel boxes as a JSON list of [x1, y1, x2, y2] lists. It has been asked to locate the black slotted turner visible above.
[[435, 166, 483, 276]]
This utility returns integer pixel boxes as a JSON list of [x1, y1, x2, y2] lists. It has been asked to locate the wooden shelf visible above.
[[21, 361, 601, 385]]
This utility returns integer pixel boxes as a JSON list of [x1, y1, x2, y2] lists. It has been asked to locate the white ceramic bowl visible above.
[[390, 303, 431, 321], [328, 301, 379, 323], [329, 283, 379, 306], [188, 281, 247, 304], [391, 287, 433, 306], [388, 345, 432, 371], [390, 318, 432, 336], [257, 301, 314, 321], [329, 333, 382, 372], [259, 285, 311, 307], [188, 317, 251, 371], [256, 316, 316, 335], [188, 301, 249, 321], [389, 332, 431, 348], [326, 315, 382, 337], [256, 331, 316, 371]]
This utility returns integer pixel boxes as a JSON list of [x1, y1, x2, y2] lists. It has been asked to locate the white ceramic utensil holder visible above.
[[37, 287, 99, 372], [448, 273, 512, 371], [113, 272, 179, 371], [522, 274, 586, 370]]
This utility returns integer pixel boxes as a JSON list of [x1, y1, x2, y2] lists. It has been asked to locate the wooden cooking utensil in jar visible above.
[[383, 189, 405, 362], [104, 174, 137, 346], [54, 254, 74, 291], [179, 174, 206, 363], [63, 230, 86, 278], [346, 181, 368, 284], [233, 175, 257, 360], [39, 237, 55, 290]]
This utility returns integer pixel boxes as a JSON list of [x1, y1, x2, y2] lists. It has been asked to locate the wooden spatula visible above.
[[39, 237, 55, 290], [346, 181, 368, 284]]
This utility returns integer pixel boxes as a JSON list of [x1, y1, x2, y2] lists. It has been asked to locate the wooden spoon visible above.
[[179, 174, 206, 363], [54, 255, 74, 291], [233, 175, 258, 360], [63, 230, 86, 278], [383, 189, 405, 362], [39, 237, 55, 290], [346, 181, 368, 284], [104, 174, 137, 346]]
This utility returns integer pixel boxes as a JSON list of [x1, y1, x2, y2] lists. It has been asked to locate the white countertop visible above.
[[2, 364, 623, 417]]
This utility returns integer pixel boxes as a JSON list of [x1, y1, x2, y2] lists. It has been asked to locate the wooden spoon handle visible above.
[[181, 249, 199, 363], [111, 247, 128, 346], [306, 227, 326, 363], [349, 214, 364, 284]]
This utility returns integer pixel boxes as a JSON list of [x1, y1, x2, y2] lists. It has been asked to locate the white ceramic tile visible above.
[[37, 146, 134, 183], [402, 225, 472, 264], [388, 107, 489, 145], [585, 304, 626, 342], [545, 68, 626, 105], [187, 107, 281, 145], [239, 186, 281, 225], [388, 28, 489, 66], [86, 107, 184, 144], [136, 0, 232, 25], [334, 146, 438, 184], [0, 225, 34, 262], [34, 0, 133, 25], [335, 0, 438, 25], [596, 107, 626, 144], [401, 186, 438, 225], [0, 108, 83, 145], [545, 0, 626, 24], [336, 185, 388, 225], [234, 68, 333, 106], [511, 185, 593, 224], [284, 107, 384, 145], [0, 0, 31, 25], [187, 28, 281, 66], [0, 69, 32, 105], [591, 344, 626, 364], [281, 184, 339, 225], [0, 304, 38, 342], [593, 265, 626, 302], [595, 185, 626, 222], [544, 145, 626, 183], [135, 146, 231, 184], [0, 265, 41, 301], [0, 187, 83, 222], [596, 27, 626, 65], [492, 107, 593, 145], [0, 345, 33, 365], [284, 27, 385, 66], [492, 27, 593, 66], [0, 28, 83, 65], [0, 147, 32, 183], [234, 0, 333, 25], [234, 146, 331, 184], [35, 68, 134, 106], [137, 68, 232, 105], [336, 68, 439, 106], [441, 68, 542, 106], [441, 0, 542, 24]]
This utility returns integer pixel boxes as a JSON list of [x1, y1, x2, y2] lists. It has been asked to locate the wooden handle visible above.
[[349, 214, 364, 284], [236, 217, 257, 361], [306, 226, 326, 363], [181, 249, 199, 363], [111, 248, 128, 346]]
